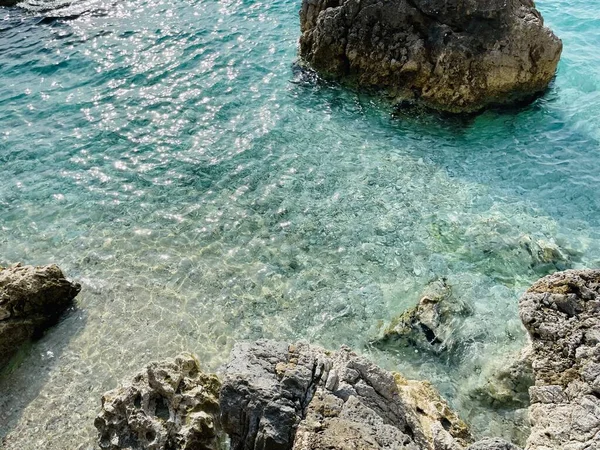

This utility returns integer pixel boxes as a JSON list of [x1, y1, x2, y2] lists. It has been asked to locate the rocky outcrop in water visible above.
[[221, 340, 472, 450], [0, 1, 18, 6], [298, 0, 562, 113], [0, 263, 80, 368], [376, 279, 472, 354], [95, 352, 225, 450], [520, 269, 600, 450]]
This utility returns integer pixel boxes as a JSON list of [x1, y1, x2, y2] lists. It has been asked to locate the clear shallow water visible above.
[[0, 0, 599, 448]]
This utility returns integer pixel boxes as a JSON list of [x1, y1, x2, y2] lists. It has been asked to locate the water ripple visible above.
[[0, 0, 599, 448]]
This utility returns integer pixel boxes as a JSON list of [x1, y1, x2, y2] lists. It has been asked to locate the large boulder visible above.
[[299, 0, 562, 113], [220, 340, 473, 450], [519, 270, 600, 450], [0, 263, 81, 368], [95, 353, 226, 450]]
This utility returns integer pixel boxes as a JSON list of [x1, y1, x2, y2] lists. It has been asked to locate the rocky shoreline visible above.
[[1, 266, 599, 448], [89, 270, 600, 450]]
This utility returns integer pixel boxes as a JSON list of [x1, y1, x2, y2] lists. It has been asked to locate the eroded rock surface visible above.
[[394, 374, 471, 450], [519, 269, 600, 450], [376, 279, 472, 354], [220, 340, 472, 450], [95, 353, 225, 450], [0, 263, 80, 368], [299, 0, 562, 113]]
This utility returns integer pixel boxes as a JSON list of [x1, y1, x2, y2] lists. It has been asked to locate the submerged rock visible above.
[[298, 0, 562, 113], [376, 279, 472, 354], [519, 269, 600, 450], [471, 347, 534, 409], [95, 353, 225, 450], [221, 340, 473, 450], [466, 438, 522, 450], [0, 263, 81, 368], [519, 236, 571, 274]]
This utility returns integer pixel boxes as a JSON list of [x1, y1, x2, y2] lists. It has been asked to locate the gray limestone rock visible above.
[[519, 269, 600, 450], [95, 353, 226, 450], [298, 0, 562, 113], [220, 340, 472, 450], [0, 263, 81, 368]]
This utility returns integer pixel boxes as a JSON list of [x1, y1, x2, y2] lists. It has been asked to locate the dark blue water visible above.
[[0, 0, 598, 447]]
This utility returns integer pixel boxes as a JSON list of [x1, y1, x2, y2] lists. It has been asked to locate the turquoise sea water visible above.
[[0, 0, 599, 448]]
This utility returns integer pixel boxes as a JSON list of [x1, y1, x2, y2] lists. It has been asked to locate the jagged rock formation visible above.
[[299, 0, 562, 113], [0, 263, 80, 368], [520, 269, 600, 450], [0, 1, 18, 6], [95, 353, 225, 450], [98, 341, 529, 450], [376, 279, 472, 354], [220, 340, 473, 450]]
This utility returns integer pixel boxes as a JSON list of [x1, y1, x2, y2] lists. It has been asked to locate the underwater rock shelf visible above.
[[298, 0, 562, 113], [95, 269, 600, 450]]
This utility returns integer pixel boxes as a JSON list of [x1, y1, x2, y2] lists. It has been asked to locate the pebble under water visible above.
[[0, 0, 599, 448]]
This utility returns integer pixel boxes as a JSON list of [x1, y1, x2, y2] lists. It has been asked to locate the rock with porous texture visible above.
[[95, 353, 225, 450], [519, 269, 600, 450], [299, 0, 562, 113], [394, 374, 472, 450], [220, 339, 473, 450], [0, 263, 80, 368], [376, 279, 472, 354]]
